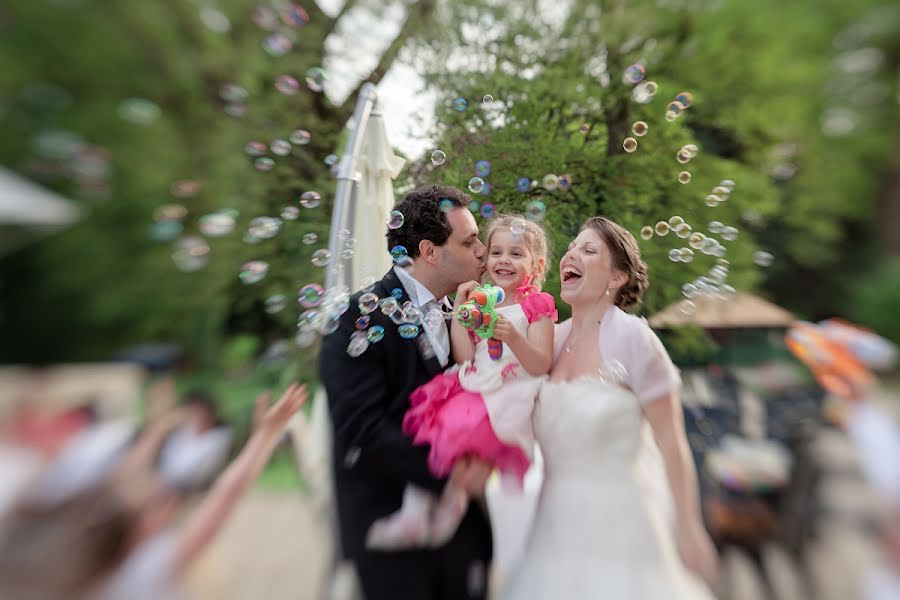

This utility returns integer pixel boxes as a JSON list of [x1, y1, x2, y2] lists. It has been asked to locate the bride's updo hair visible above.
[[580, 216, 648, 309]]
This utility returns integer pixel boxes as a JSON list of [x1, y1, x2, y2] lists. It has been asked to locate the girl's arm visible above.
[[172, 384, 307, 574], [643, 392, 718, 584], [450, 281, 479, 364], [493, 316, 554, 376]]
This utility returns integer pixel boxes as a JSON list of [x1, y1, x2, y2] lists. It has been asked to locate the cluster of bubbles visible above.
[[703, 179, 735, 208], [198, 209, 238, 237], [679, 259, 738, 315], [623, 121, 649, 153], [665, 91, 694, 122], [450, 93, 496, 113], [240, 260, 270, 285], [149, 203, 188, 242], [172, 236, 211, 272], [253, 2, 310, 57], [465, 158, 495, 210], [707, 220, 739, 242], [637, 191, 776, 315], [631, 80, 659, 105], [244, 128, 313, 172], [292, 270, 450, 357], [671, 143, 698, 168], [27, 128, 113, 199], [263, 294, 287, 315], [295, 286, 350, 348], [348, 289, 448, 358], [219, 83, 248, 117]]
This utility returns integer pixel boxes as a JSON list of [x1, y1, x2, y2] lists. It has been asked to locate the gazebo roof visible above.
[[648, 292, 795, 329]]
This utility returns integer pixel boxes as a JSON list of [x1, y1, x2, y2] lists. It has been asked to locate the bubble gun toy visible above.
[[456, 283, 505, 360]]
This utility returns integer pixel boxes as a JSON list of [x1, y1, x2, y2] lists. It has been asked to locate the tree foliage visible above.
[[404, 0, 900, 322], [1, 0, 897, 364]]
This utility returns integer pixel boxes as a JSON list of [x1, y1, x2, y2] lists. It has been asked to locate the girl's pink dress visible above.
[[402, 292, 557, 485]]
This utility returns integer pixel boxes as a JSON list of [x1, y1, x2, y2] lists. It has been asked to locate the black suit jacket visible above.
[[319, 268, 487, 559]]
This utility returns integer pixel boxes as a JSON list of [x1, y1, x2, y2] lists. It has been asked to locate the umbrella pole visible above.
[[325, 83, 378, 292]]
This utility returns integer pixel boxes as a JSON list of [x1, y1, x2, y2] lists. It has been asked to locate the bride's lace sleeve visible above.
[[601, 308, 681, 405]]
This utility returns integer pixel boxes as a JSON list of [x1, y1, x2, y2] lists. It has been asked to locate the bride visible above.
[[503, 216, 718, 599]]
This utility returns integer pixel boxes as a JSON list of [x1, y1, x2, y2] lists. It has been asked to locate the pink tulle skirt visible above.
[[403, 371, 530, 485]]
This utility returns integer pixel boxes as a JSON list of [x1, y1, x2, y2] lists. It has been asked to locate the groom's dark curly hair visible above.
[[386, 185, 472, 259]]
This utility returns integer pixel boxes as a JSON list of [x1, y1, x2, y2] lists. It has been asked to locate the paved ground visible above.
[[185, 427, 887, 600]]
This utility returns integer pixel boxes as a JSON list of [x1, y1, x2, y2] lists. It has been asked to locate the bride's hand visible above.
[[677, 521, 718, 585]]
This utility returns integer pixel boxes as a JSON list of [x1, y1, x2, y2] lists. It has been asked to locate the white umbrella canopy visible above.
[[0, 167, 81, 226], [0, 167, 82, 256], [350, 111, 405, 288], [304, 87, 406, 600]]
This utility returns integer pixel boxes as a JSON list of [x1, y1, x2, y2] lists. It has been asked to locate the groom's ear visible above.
[[418, 239, 437, 265]]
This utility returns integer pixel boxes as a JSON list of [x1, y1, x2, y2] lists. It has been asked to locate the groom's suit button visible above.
[[344, 446, 361, 468]]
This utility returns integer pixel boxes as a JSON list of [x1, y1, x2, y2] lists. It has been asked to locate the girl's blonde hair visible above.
[[484, 214, 552, 288]]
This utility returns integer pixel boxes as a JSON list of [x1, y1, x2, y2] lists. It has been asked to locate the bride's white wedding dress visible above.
[[502, 311, 714, 599]]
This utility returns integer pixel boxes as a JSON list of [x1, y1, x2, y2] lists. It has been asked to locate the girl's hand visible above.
[[453, 280, 480, 309], [491, 315, 520, 344]]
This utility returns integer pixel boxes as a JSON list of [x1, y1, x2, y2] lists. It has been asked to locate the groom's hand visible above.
[[450, 455, 493, 497]]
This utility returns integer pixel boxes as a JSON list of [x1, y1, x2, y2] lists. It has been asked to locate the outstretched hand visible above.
[[257, 384, 307, 435]]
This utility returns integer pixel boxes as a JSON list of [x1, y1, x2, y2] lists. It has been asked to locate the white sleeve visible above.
[[628, 321, 681, 405], [846, 403, 900, 507]]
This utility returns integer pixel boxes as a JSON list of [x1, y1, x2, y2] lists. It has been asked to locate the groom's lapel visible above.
[[379, 268, 443, 378]]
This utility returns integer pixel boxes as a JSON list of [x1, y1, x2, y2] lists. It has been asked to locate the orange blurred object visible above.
[[785, 320, 874, 399]]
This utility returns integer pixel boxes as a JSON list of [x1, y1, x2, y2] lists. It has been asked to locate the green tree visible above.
[[0, 0, 435, 364], [403, 0, 900, 326]]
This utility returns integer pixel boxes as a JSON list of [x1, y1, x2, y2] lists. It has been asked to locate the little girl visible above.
[[367, 214, 557, 550]]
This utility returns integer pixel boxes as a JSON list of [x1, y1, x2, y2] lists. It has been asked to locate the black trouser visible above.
[[352, 507, 492, 600]]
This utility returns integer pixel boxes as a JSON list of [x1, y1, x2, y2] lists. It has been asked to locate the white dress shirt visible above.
[[393, 265, 450, 367]]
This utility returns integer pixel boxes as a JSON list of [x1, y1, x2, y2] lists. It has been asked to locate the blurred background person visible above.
[[158, 388, 234, 493], [0, 383, 307, 600]]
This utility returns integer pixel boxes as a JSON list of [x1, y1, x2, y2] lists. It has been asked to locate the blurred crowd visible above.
[[0, 319, 898, 600], [0, 375, 307, 600]]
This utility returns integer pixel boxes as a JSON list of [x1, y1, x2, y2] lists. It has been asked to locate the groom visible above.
[[319, 185, 494, 600]]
